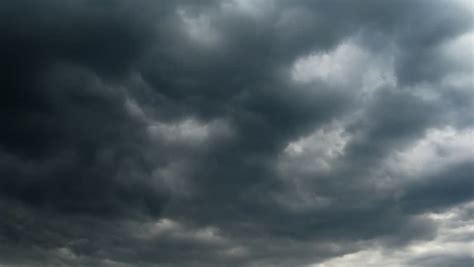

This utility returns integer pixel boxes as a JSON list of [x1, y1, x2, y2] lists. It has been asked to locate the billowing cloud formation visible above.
[[1, 0, 473, 266]]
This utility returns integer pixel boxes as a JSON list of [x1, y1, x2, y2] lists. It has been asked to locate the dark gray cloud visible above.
[[1, 0, 473, 266]]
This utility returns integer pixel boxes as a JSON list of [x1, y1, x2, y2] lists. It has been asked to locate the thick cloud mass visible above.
[[1, 0, 473, 266]]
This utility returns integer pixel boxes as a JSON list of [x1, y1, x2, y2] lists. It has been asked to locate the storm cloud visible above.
[[1, 0, 473, 266]]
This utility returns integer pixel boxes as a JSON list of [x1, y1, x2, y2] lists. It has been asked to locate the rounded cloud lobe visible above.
[[0, 0, 473, 266]]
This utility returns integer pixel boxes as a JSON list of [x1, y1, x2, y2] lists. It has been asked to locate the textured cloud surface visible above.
[[1, 1, 473, 266]]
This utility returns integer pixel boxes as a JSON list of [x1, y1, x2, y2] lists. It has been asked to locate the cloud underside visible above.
[[0, 0, 473, 266]]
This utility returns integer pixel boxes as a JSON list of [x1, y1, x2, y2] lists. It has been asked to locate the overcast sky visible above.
[[0, 0, 473, 266]]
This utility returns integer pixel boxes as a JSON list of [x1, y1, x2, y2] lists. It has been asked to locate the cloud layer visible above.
[[1, 0, 473, 266]]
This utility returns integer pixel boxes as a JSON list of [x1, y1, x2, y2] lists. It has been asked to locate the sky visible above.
[[0, 0, 473, 266]]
